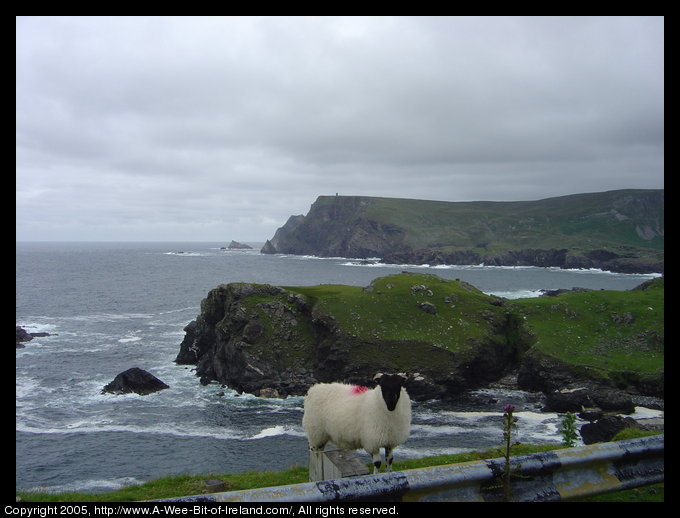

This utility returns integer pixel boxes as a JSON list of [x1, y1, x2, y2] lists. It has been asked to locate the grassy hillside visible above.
[[510, 278, 664, 390], [287, 274, 502, 351], [285, 273, 663, 393], [355, 189, 664, 253], [284, 273, 526, 383], [178, 272, 663, 401]]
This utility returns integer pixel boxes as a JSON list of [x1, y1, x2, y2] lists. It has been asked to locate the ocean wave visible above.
[[163, 251, 209, 257], [484, 289, 544, 299], [118, 335, 142, 343], [277, 254, 381, 263], [338, 260, 663, 277], [157, 306, 198, 315], [248, 425, 305, 440], [16, 417, 308, 443], [558, 268, 662, 277], [630, 407, 664, 419], [22, 476, 143, 495], [396, 445, 475, 458], [16, 419, 248, 441], [15, 321, 60, 334], [410, 423, 481, 437]]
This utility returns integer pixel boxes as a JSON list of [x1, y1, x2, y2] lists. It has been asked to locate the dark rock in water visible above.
[[227, 241, 253, 250], [578, 407, 604, 422], [402, 373, 447, 401], [17, 327, 33, 342], [16, 326, 53, 348], [17, 327, 32, 348], [544, 387, 592, 412], [257, 387, 281, 398], [543, 385, 635, 414], [580, 415, 640, 444], [102, 367, 170, 395]]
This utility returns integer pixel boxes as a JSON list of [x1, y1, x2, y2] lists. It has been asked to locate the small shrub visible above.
[[558, 412, 579, 447]]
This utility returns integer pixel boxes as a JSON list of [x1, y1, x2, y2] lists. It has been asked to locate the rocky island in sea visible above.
[[261, 189, 664, 274], [224, 240, 253, 250], [175, 273, 663, 413]]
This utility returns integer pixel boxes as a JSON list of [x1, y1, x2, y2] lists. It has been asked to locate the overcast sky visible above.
[[16, 16, 664, 242]]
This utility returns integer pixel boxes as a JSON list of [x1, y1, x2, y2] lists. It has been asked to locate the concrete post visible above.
[[309, 449, 370, 481]]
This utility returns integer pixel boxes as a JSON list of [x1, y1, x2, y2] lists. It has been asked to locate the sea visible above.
[[15, 241, 664, 494]]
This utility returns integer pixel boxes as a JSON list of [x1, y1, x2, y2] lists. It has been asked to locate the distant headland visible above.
[[261, 189, 663, 274]]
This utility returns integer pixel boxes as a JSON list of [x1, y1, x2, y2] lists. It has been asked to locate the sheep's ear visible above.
[[396, 372, 408, 381], [373, 373, 383, 382]]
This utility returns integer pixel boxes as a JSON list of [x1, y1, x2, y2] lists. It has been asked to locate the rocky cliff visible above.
[[175, 273, 533, 400], [261, 197, 406, 258], [175, 274, 664, 403], [261, 190, 664, 273]]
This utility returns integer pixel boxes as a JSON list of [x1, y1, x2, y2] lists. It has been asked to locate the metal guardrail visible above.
[[155, 435, 663, 502]]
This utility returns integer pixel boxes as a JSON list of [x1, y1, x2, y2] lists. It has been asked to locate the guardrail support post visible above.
[[309, 449, 370, 481]]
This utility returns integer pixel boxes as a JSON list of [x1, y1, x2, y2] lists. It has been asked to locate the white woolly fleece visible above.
[[302, 382, 411, 456]]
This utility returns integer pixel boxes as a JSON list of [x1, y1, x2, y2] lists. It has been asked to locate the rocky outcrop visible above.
[[381, 247, 663, 274], [262, 199, 406, 259], [175, 274, 533, 400], [16, 326, 32, 348], [176, 274, 663, 405], [226, 241, 253, 250], [580, 415, 641, 444], [175, 283, 319, 397], [517, 343, 664, 400], [543, 386, 635, 414], [102, 367, 170, 395], [16, 326, 52, 348]]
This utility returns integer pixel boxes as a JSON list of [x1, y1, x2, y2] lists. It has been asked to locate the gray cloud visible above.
[[16, 16, 664, 241]]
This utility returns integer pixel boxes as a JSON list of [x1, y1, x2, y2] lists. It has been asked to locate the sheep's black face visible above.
[[378, 374, 405, 411]]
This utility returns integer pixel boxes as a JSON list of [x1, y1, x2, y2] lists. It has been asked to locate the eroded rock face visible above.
[[175, 283, 319, 398], [174, 275, 533, 400]]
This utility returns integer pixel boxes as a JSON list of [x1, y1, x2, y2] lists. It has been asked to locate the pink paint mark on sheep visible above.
[[351, 385, 369, 395]]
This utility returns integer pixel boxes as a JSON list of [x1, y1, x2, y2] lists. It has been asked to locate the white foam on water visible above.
[[248, 425, 305, 440], [25, 476, 143, 495], [629, 406, 663, 419], [16, 418, 248, 441], [484, 289, 544, 299]]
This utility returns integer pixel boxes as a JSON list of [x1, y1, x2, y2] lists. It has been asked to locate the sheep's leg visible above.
[[385, 447, 394, 472], [371, 452, 382, 474]]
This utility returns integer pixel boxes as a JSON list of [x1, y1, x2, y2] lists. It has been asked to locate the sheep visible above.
[[302, 373, 411, 474]]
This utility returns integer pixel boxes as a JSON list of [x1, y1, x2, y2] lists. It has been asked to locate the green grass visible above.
[[353, 190, 664, 254], [284, 273, 663, 387], [17, 437, 663, 502], [14, 445, 567, 502], [509, 279, 664, 377], [287, 273, 505, 352]]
